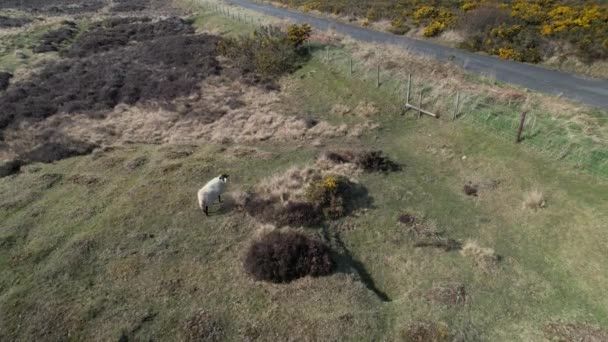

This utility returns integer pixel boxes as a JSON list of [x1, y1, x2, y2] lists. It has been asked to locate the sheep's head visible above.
[[219, 174, 229, 183]]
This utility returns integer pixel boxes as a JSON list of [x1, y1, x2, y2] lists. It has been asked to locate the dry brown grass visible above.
[[523, 189, 546, 210], [1, 76, 377, 160], [424, 282, 468, 307], [460, 240, 500, 273]]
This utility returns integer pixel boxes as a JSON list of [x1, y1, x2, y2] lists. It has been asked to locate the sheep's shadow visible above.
[[343, 180, 376, 216], [201, 195, 237, 216]]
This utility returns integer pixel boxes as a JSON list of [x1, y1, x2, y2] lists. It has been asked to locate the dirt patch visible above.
[[543, 322, 608, 342], [33, 21, 78, 53], [0, 16, 32, 28], [181, 310, 224, 342], [463, 183, 478, 197], [398, 213, 418, 226], [424, 283, 468, 307], [0, 72, 12, 91]]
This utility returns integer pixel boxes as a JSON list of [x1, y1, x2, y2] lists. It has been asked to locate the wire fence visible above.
[[201, 0, 608, 180]]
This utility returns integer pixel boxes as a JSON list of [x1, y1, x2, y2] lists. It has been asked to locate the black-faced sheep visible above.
[[197, 174, 229, 216]]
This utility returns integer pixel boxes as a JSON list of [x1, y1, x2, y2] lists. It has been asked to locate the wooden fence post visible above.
[[376, 65, 380, 88], [418, 90, 422, 119], [453, 91, 460, 120], [406, 74, 411, 105], [515, 111, 527, 143], [326, 46, 329, 62], [349, 58, 353, 76]]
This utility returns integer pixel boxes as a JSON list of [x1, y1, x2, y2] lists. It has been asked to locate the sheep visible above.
[[198, 174, 229, 216]]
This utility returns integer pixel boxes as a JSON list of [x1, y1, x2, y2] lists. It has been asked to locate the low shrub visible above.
[[0, 71, 12, 91], [356, 151, 401, 173], [287, 23, 312, 47], [306, 175, 350, 219], [244, 231, 334, 283], [218, 25, 308, 79], [321, 150, 400, 173]]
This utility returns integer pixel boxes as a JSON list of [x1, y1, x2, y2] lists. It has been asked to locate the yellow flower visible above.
[[424, 20, 446, 37]]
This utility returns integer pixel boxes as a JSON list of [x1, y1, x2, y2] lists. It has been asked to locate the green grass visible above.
[[1, 7, 608, 341], [307, 43, 608, 179]]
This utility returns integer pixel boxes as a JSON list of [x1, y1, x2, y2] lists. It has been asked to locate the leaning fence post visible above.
[[453, 91, 460, 120], [418, 90, 423, 119], [406, 74, 411, 105], [515, 111, 527, 143]]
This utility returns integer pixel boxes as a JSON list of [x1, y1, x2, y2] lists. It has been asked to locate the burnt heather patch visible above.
[[64, 17, 194, 58], [0, 18, 220, 130], [0, 16, 33, 28], [0, 0, 106, 14]]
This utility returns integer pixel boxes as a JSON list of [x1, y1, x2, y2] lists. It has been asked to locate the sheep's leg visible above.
[[218, 195, 223, 203], [204, 206, 209, 216]]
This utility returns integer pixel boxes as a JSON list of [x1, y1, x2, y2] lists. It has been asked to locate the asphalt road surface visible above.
[[226, 0, 608, 110]]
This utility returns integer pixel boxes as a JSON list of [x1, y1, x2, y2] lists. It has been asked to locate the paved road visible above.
[[226, 0, 608, 110]]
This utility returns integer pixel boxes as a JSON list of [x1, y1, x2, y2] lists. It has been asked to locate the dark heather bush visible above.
[[356, 151, 401, 173], [0, 72, 12, 91], [244, 231, 334, 283], [33, 22, 78, 53], [323, 150, 401, 173]]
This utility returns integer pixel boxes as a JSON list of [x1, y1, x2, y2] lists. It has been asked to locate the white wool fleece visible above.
[[198, 176, 228, 210]]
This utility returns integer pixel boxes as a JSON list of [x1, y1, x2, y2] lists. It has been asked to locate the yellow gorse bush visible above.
[[320, 175, 338, 192], [424, 21, 446, 37], [273, 0, 608, 63]]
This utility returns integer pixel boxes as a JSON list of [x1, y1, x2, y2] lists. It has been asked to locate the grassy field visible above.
[[1, 3, 608, 341]]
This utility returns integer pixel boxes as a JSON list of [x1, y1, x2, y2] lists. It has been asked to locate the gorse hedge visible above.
[[276, 0, 608, 64]]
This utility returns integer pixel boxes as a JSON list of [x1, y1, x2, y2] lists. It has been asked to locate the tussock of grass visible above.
[[460, 240, 501, 273], [523, 189, 546, 210]]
